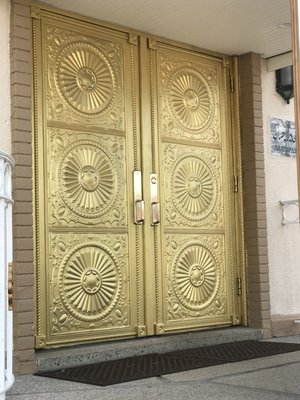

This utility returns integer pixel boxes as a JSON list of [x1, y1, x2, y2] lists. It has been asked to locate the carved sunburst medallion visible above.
[[55, 41, 115, 115], [59, 243, 121, 322], [171, 154, 217, 221], [59, 140, 116, 219], [172, 242, 220, 311], [168, 67, 214, 131]]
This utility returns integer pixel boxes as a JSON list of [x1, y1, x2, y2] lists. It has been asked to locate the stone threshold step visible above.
[[35, 327, 262, 372]]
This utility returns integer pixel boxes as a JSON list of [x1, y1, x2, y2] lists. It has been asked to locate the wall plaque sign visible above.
[[270, 117, 296, 158]]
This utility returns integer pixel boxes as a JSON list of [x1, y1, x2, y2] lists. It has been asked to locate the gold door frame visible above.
[[32, 4, 247, 348]]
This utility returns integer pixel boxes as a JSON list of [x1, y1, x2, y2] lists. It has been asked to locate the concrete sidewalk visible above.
[[7, 336, 300, 400]]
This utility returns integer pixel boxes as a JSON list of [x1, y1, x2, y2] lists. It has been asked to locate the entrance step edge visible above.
[[35, 327, 262, 372]]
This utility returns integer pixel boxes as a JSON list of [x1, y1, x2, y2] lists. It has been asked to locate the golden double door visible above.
[[32, 6, 246, 348]]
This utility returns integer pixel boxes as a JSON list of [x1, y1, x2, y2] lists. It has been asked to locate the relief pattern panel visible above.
[[45, 23, 124, 131], [165, 234, 227, 323], [163, 143, 224, 228], [158, 53, 221, 144], [48, 128, 127, 226], [48, 232, 130, 335], [34, 8, 241, 346]]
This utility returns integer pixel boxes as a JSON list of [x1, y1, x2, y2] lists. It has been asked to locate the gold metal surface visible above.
[[237, 277, 242, 296], [133, 171, 145, 225], [33, 6, 143, 347], [230, 56, 248, 326], [234, 175, 239, 193], [150, 174, 160, 225], [32, 5, 246, 348], [151, 44, 242, 332]]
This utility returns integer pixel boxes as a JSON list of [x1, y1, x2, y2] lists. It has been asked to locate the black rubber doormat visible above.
[[36, 340, 300, 386]]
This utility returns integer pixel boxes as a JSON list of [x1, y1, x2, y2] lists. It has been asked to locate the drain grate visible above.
[[36, 340, 300, 386]]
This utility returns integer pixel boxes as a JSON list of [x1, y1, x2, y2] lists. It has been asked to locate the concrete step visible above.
[[35, 327, 262, 372]]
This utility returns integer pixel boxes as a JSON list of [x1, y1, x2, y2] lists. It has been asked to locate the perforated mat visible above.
[[36, 340, 300, 386]]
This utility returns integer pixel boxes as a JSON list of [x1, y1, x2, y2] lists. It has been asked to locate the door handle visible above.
[[150, 173, 160, 225], [133, 171, 144, 224]]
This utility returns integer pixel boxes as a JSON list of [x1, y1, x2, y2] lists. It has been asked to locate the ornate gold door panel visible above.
[[33, 7, 246, 348], [144, 41, 245, 333], [33, 8, 144, 348]]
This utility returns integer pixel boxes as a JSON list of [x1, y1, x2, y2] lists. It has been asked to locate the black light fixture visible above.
[[276, 65, 294, 104]]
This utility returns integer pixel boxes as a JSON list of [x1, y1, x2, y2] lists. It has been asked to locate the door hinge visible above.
[[229, 70, 234, 93], [233, 175, 239, 192], [237, 277, 242, 296]]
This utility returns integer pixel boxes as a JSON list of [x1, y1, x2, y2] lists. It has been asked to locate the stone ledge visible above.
[[271, 315, 300, 337], [36, 327, 262, 372]]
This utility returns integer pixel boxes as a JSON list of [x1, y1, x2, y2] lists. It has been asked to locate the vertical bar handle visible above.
[[133, 171, 144, 224], [150, 173, 160, 225]]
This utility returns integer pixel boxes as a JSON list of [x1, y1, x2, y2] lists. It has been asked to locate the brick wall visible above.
[[11, 0, 35, 374], [238, 52, 272, 337]]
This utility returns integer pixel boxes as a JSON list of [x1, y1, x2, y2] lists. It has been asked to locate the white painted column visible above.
[[291, 0, 300, 204], [0, 0, 11, 155], [0, 152, 14, 400], [0, 0, 12, 398]]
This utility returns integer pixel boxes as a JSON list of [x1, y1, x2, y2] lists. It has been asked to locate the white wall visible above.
[[262, 59, 300, 316], [0, 0, 11, 155]]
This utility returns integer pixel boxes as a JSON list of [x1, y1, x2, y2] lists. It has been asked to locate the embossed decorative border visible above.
[[231, 56, 248, 326], [32, 7, 45, 348], [130, 37, 146, 336], [221, 59, 237, 325], [149, 44, 164, 333]]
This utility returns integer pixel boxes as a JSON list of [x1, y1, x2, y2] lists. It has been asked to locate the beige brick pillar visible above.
[[11, 0, 35, 374], [238, 53, 272, 337]]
